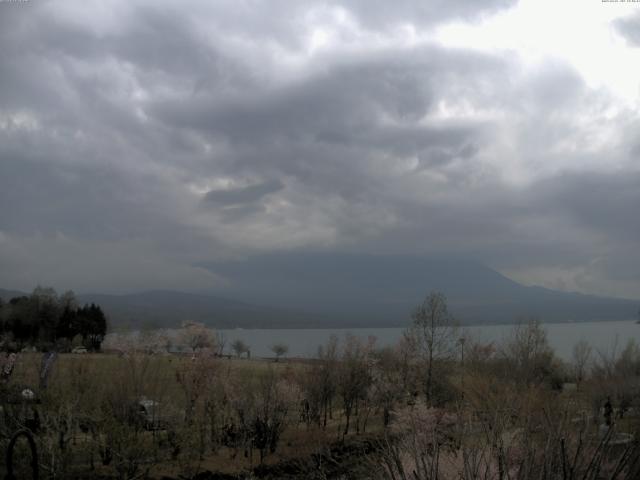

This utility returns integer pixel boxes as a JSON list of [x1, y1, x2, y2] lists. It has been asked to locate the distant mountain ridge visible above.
[[0, 288, 27, 301], [1, 254, 638, 328], [77, 290, 324, 329], [206, 254, 639, 326]]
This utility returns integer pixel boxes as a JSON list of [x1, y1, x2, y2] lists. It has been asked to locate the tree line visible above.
[[0, 287, 107, 351]]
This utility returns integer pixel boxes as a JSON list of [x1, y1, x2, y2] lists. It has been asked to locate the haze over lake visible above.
[[215, 321, 639, 361], [111, 320, 640, 362]]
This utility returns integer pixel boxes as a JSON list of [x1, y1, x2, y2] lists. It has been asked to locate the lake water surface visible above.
[[216, 320, 640, 361]]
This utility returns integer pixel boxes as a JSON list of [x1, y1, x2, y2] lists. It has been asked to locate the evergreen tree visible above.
[[1, 289, 107, 350]]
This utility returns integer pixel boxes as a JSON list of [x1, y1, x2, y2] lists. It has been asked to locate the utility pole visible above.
[[459, 336, 466, 402]]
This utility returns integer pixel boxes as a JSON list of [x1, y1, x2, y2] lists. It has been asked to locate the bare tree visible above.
[[270, 343, 289, 362], [372, 342, 419, 427], [214, 330, 226, 356], [614, 339, 640, 377], [501, 318, 556, 387], [406, 291, 458, 405], [573, 339, 592, 390], [231, 339, 249, 358], [137, 329, 171, 354], [301, 335, 339, 428], [252, 369, 300, 462], [179, 322, 216, 353], [337, 335, 375, 435]]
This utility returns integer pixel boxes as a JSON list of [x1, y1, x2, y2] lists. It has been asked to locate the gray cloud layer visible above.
[[0, 0, 639, 299]]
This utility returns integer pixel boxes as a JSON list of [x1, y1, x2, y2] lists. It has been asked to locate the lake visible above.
[[215, 320, 640, 361]]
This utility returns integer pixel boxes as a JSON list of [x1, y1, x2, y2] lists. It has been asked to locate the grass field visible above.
[[0, 351, 387, 479]]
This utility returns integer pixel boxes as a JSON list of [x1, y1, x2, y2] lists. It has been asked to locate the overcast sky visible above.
[[1, 0, 640, 298]]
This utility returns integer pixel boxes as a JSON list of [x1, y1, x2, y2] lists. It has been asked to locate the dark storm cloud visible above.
[[149, 56, 436, 139], [147, 47, 503, 204], [534, 171, 640, 243], [150, 46, 505, 135], [0, 0, 638, 298]]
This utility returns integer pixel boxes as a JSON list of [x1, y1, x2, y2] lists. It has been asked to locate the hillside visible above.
[[2, 254, 638, 328], [206, 253, 639, 326], [0, 288, 27, 301], [77, 290, 323, 329]]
